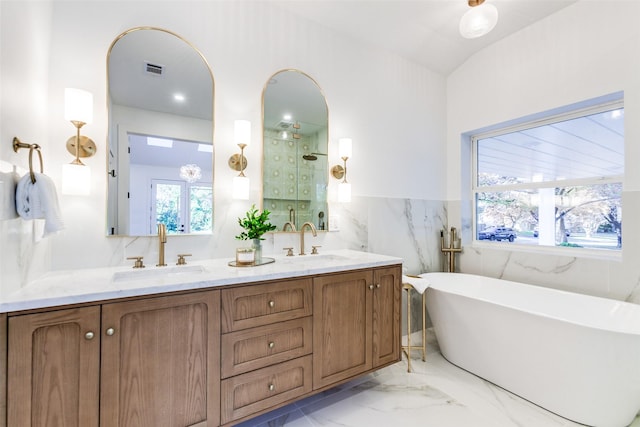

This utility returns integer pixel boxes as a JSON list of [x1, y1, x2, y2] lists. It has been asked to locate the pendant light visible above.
[[459, 0, 498, 39]]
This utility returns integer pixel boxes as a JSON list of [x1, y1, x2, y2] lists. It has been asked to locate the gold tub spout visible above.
[[440, 227, 462, 272]]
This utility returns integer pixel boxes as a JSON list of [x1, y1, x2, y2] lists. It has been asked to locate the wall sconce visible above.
[[229, 119, 251, 200], [62, 88, 96, 195], [459, 0, 498, 39], [331, 137, 352, 203]]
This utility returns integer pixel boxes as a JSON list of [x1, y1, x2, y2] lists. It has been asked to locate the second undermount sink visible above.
[[285, 253, 350, 263], [112, 264, 205, 283]]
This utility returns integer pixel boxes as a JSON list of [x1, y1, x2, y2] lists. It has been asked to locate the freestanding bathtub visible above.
[[423, 272, 640, 427]]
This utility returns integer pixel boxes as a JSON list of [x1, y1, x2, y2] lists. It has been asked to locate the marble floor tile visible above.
[[234, 329, 640, 427]]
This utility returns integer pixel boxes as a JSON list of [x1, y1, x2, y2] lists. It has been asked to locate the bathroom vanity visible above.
[[0, 249, 401, 427]]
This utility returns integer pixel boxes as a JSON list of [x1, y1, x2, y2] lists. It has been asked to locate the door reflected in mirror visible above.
[[106, 27, 214, 236], [262, 70, 329, 231]]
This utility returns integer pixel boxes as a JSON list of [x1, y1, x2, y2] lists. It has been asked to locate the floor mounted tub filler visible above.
[[423, 272, 640, 427]]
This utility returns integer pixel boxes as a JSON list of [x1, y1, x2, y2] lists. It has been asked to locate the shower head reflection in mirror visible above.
[[106, 27, 214, 236]]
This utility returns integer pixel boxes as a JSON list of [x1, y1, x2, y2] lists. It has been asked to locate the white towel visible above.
[[402, 274, 430, 294], [16, 172, 64, 237], [0, 170, 19, 220]]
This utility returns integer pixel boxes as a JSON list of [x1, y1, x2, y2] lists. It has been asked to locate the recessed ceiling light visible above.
[[174, 93, 186, 102], [283, 114, 292, 121]]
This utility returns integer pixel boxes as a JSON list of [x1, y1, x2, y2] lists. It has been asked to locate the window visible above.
[[151, 179, 213, 234], [473, 100, 624, 251]]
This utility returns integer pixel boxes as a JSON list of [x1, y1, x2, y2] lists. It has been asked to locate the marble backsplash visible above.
[[4, 190, 640, 335]]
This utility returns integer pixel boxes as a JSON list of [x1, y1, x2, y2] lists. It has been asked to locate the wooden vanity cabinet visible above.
[[220, 278, 313, 424], [313, 266, 401, 389], [3, 263, 400, 427], [6, 290, 220, 427]]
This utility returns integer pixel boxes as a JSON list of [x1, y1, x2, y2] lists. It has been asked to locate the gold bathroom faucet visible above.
[[157, 223, 167, 266], [299, 222, 317, 255]]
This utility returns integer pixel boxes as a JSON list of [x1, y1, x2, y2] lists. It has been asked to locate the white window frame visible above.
[[471, 99, 624, 257]]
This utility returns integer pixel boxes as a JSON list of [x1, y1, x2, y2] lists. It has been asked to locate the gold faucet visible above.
[[157, 223, 167, 266], [299, 222, 317, 255], [282, 221, 297, 232]]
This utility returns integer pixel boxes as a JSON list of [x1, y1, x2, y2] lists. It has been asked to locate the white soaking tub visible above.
[[423, 272, 640, 427]]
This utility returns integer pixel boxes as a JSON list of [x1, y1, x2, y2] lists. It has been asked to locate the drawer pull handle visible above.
[[268, 341, 275, 349], [105, 327, 116, 336], [268, 384, 275, 391], [84, 331, 95, 340], [268, 300, 275, 308]]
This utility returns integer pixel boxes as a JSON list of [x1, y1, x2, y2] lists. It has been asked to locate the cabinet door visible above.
[[7, 306, 101, 427], [372, 266, 401, 368], [100, 290, 220, 427], [313, 270, 373, 389]]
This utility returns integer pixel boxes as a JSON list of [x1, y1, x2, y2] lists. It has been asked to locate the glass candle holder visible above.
[[236, 247, 256, 266]]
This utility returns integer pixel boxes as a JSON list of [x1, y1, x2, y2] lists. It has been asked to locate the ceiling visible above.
[[271, 0, 578, 75], [477, 107, 624, 184], [108, 1, 581, 172]]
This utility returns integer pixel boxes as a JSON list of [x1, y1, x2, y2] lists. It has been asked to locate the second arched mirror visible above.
[[107, 27, 214, 236], [262, 70, 329, 231]]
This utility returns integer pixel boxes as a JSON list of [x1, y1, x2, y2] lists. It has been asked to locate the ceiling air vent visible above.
[[145, 62, 163, 76]]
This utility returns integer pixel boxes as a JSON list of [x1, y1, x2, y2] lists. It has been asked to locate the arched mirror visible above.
[[262, 70, 328, 231], [106, 27, 214, 236]]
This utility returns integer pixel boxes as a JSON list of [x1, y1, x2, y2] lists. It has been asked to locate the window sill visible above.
[[471, 240, 622, 262]]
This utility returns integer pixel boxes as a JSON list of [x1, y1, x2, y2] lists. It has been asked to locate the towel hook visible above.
[[13, 137, 44, 184]]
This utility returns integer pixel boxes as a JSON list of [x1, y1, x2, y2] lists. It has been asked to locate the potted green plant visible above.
[[235, 204, 277, 263]]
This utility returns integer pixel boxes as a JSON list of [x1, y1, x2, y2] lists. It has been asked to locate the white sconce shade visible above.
[[338, 182, 351, 203], [459, 2, 498, 39], [233, 175, 250, 200], [62, 163, 91, 195], [338, 138, 352, 159], [234, 119, 251, 147], [64, 88, 93, 124]]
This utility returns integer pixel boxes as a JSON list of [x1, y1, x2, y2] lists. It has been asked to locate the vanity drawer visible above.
[[221, 355, 312, 424], [221, 317, 312, 378], [221, 278, 312, 332]]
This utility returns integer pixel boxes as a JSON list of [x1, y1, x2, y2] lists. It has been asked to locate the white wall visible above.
[[0, 1, 54, 296], [0, 0, 446, 295], [447, 1, 640, 301]]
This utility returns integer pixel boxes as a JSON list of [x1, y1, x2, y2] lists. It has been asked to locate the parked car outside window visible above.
[[478, 227, 517, 242]]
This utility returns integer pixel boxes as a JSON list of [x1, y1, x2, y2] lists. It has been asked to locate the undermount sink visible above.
[[285, 254, 349, 263], [112, 264, 205, 283]]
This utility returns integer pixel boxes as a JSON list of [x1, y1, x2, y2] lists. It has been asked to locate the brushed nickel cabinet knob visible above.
[[105, 327, 115, 336], [84, 331, 95, 340]]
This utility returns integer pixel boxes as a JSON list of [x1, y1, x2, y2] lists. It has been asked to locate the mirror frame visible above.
[[261, 68, 330, 232], [106, 26, 215, 237]]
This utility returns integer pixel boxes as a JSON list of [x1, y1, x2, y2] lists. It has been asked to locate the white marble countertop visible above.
[[1, 249, 403, 313]]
